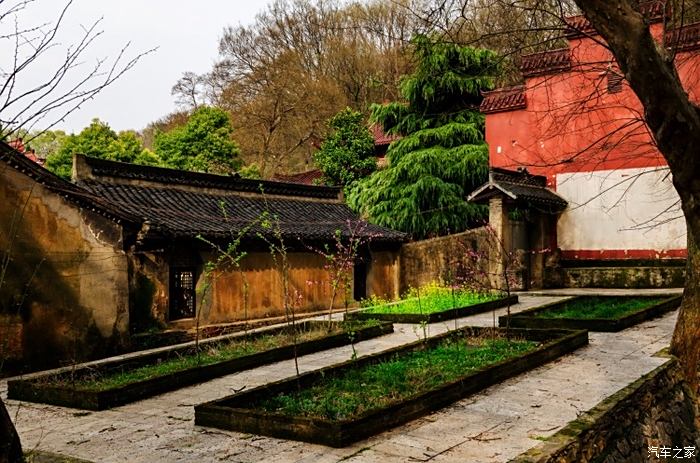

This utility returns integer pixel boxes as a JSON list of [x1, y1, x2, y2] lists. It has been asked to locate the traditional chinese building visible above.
[[0, 141, 403, 367], [8, 138, 44, 166], [470, 3, 696, 288]]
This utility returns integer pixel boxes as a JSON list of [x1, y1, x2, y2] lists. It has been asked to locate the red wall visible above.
[[486, 21, 700, 188]]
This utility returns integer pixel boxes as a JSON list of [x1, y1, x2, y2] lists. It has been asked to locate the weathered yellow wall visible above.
[[368, 250, 400, 300], [129, 251, 170, 328], [0, 167, 130, 367], [135, 248, 400, 326], [203, 252, 332, 323]]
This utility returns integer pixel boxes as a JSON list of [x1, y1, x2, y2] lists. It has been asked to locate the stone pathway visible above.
[[2, 290, 682, 463]]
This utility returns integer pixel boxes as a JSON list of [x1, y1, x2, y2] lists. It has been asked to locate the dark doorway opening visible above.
[[353, 259, 368, 301]]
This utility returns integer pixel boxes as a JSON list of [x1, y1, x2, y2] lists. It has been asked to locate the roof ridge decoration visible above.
[[666, 21, 700, 52], [480, 85, 527, 114], [520, 48, 571, 78], [78, 155, 342, 200], [565, 1, 668, 39]]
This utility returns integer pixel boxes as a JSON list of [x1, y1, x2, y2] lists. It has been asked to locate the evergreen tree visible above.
[[313, 108, 376, 186], [347, 35, 499, 239]]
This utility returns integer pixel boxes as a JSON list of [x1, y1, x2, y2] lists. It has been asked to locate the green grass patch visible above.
[[40, 320, 380, 392], [363, 284, 503, 315], [257, 335, 538, 420], [536, 297, 665, 320]]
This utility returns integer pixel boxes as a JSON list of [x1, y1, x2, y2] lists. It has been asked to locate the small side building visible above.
[[74, 155, 404, 330]]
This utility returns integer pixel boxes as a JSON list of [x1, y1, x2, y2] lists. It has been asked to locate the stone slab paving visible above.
[[2, 292, 680, 463]]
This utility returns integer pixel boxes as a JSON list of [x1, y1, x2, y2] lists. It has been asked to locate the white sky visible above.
[[9, 0, 274, 134]]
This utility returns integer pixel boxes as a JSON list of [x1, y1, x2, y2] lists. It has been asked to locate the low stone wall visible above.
[[399, 228, 490, 294], [510, 358, 700, 463], [561, 264, 685, 289]]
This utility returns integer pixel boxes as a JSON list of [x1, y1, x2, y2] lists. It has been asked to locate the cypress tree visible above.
[[347, 35, 499, 239]]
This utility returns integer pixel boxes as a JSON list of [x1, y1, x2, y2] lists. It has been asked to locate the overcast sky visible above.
[[13, 0, 274, 134]]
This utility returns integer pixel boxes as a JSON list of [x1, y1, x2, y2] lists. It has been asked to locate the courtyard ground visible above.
[[2, 288, 682, 462]]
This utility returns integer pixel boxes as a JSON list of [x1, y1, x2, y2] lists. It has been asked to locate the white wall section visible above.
[[556, 167, 686, 251]]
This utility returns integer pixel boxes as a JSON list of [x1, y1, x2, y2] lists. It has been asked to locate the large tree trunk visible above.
[[672, 224, 700, 391], [0, 397, 22, 463], [573, 0, 700, 391]]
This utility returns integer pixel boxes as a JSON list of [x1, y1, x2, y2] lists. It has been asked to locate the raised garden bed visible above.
[[7, 320, 393, 410], [499, 295, 682, 332], [348, 291, 519, 324], [195, 325, 588, 447]]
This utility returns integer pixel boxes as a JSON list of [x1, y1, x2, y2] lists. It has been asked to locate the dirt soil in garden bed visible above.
[[533, 296, 665, 319], [33, 320, 383, 392], [195, 326, 588, 447], [256, 334, 537, 420], [500, 295, 681, 333]]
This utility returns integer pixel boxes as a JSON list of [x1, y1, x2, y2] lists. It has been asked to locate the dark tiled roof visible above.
[[371, 124, 401, 146], [480, 86, 527, 114], [80, 180, 405, 243], [0, 142, 139, 226], [520, 48, 571, 77], [666, 22, 700, 52], [467, 168, 567, 214], [272, 169, 323, 185], [81, 156, 341, 200], [566, 2, 667, 38]]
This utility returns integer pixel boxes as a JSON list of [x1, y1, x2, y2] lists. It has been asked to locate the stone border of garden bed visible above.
[[498, 295, 682, 332], [194, 325, 588, 447], [346, 294, 519, 323], [7, 320, 393, 411]]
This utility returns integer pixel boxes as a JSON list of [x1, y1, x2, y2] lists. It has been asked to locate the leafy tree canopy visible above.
[[153, 106, 242, 174], [45, 119, 158, 179], [239, 162, 262, 179], [313, 107, 376, 186], [347, 35, 500, 239]]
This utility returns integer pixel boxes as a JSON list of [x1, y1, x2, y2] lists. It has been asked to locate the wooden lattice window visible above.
[[170, 268, 196, 320]]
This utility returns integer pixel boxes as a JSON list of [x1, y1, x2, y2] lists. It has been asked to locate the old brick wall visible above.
[[511, 359, 700, 463]]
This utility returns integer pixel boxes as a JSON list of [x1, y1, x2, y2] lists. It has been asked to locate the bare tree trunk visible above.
[[0, 398, 21, 463], [573, 0, 700, 391]]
